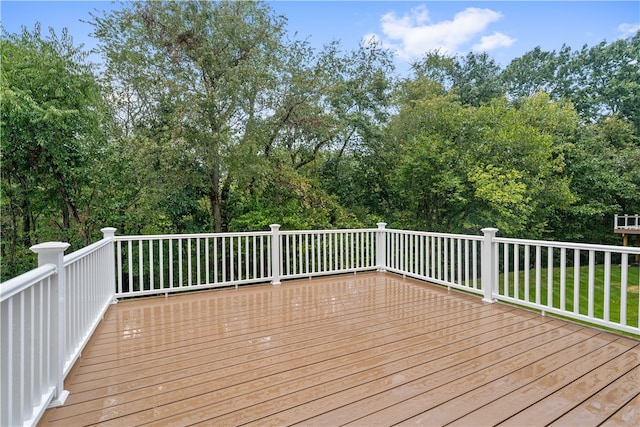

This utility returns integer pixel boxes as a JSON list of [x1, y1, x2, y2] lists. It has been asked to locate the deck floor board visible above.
[[39, 272, 639, 426]]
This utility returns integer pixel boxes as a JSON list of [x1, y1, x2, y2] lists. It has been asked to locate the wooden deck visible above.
[[39, 272, 639, 426]]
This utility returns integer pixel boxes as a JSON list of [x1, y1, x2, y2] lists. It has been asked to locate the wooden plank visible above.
[[47, 305, 510, 423], [38, 273, 640, 427], [548, 363, 640, 426], [197, 320, 562, 426], [48, 289, 512, 424], [328, 328, 604, 427], [600, 392, 640, 426], [243, 319, 564, 427], [439, 340, 639, 426]]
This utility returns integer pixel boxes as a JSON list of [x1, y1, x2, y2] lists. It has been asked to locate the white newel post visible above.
[[30, 241, 71, 407], [101, 227, 118, 303], [270, 224, 281, 285], [481, 228, 499, 303], [376, 222, 387, 272]]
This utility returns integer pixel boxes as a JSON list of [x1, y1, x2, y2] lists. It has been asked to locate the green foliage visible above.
[[91, 0, 291, 232], [554, 117, 640, 242], [1, 24, 113, 279], [501, 32, 640, 135], [468, 165, 531, 234], [365, 87, 578, 237], [2, 5, 639, 280], [384, 84, 469, 231], [412, 51, 504, 106], [468, 95, 577, 236], [226, 162, 363, 231], [91, 0, 394, 234], [501, 45, 574, 99], [571, 33, 640, 132]]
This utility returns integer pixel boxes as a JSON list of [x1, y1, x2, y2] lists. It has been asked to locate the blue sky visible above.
[[2, 1, 639, 72]]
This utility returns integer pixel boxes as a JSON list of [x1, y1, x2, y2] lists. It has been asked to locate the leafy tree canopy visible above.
[[2, 3, 638, 279]]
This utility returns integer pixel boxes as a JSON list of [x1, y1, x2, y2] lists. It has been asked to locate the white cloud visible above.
[[364, 5, 513, 61], [473, 32, 516, 51], [618, 23, 640, 39]]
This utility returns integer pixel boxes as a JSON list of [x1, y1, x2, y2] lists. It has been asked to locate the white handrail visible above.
[[62, 230, 117, 378], [493, 236, 639, 335], [383, 229, 484, 296], [0, 264, 57, 302], [496, 236, 640, 254], [113, 230, 272, 241], [63, 236, 114, 266], [1, 264, 60, 427], [0, 229, 117, 427], [1, 243, 69, 427], [113, 227, 380, 298], [2, 223, 639, 427], [114, 232, 274, 297]]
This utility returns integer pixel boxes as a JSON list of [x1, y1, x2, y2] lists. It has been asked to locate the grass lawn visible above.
[[497, 264, 639, 333]]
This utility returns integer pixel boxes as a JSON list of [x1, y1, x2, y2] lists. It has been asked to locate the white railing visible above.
[[492, 237, 640, 335], [114, 226, 379, 298], [615, 214, 640, 230], [383, 228, 484, 296], [279, 228, 378, 280], [114, 229, 273, 298], [0, 228, 116, 427], [2, 223, 639, 426], [62, 228, 117, 376], [1, 263, 58, 427]]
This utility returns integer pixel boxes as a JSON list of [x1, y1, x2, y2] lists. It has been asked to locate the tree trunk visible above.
[[209, 161, 222, 233], [21, 199, 32, 247], [62, 199, 71, 229]]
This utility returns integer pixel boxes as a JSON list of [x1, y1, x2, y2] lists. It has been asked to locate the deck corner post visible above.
[[480, 227, 499, 303], [30, 241, 71, 407], [101, 227, 118, 303], [376, 222, 387, 272], [270, 224, 281, 285], [100, 227, 117, 239]]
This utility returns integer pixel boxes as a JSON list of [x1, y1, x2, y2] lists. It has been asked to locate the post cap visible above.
[[101, 227, 117, 238], [481, 227, 499, 234], [30, 242, 71, 254]]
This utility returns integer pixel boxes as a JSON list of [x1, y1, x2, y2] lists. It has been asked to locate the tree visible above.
[[366, 78, 578, 236], [466, 94, 577, 236], [501, 45, 574, 100], [92, 0, 289, 232], [555, 116, 640, 242], [92, 0, 395, 232], [572, 33, 640, 133], [227, 40, 395, 231], [383, 78, 470, 231], [1, 24, 112, 279], [502, 34, 640, 134], [412, 51, 504, 107]]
